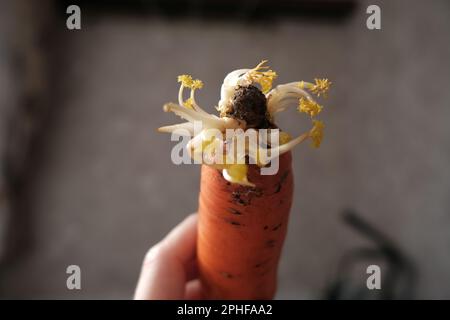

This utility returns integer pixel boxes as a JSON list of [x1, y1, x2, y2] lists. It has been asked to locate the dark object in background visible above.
[[0, 0, 57, 264], [324, 209, 417, 300]]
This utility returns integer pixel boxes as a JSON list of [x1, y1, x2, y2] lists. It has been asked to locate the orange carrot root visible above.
[[197, 152, 294, 299]]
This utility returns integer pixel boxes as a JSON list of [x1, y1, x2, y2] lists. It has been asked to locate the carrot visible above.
[[198, 152, 293, 299], [158, 60, 331, 300]]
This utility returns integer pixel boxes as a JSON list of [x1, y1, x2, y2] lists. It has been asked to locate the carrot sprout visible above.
[[158, 61, 331, 186]]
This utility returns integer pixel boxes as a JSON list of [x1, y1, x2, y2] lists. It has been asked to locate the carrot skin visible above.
[[197, 152, 294, 299]]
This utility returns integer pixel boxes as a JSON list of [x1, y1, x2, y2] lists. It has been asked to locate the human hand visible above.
[[134, 213, 203, 300]]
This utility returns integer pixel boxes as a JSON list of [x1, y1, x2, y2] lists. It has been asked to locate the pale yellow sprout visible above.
[[183, 97, 195, 110], [160, 61, 331, 186], [298, 78, 331, 97], [223, 164, 254, 187], [298, 81, 306, 89], [266, 82, 314, 115], [157, 122, 194, 136], [177, 74, 208, 115], [298, 97, 323, 117], [246, 60, 278, 93], [161, 102, 240, 131], [254, 132, 310, 165], [279, 131, 292, 145], [178, 74, 204, 90], [310, 78, 332, 97], [188, 131, 223, 165], [309, 120, 324, 148], [191, 79, 204, 90], [177, 74, 193, 87]]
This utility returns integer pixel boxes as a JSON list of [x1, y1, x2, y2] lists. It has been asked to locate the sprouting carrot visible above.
[[158, 61, 331, 299]]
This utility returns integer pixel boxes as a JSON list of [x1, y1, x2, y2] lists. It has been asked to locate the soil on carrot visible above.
[[272, 223, 282, 231], [230, 187, 263, 206], [219, 271, 234, 279], [224, 85, 274, 129], [254, 258, 271, 268], [226, 207, 242, 215], [273, 170, 290, 194], [266, 239, 276, 248], [223, 217, 244, 227]]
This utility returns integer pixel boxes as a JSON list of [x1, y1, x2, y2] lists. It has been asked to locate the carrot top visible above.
[[158, 60, 331, 186]]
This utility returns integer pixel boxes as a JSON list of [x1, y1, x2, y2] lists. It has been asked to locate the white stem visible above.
[[190, 89, 210, 116], [218, 69, 251, 109], [223, 169, 255, 187], [247, 132, 310, 165], [275, 132, 309, 155], [266, 82, 315, 115], [178, 85, 185, 107], [163, 103, 239, 130], [224, 69, 251, 86], [157, 122, 194, 136]]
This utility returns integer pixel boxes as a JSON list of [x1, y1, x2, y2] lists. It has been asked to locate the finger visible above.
[[185, 258, 199, 282], [185, 279, 204, 300], [134, 214, 198, 300], [160, 213, 198, 264]]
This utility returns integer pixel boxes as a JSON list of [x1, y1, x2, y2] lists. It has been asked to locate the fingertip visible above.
[[142, 242, 167, 267], [134, 245, 185, 300], [185, 279, 204, 300], [160, 213, 198, 263], [134, 213, 199, 300], [185, 212, 198, 224]]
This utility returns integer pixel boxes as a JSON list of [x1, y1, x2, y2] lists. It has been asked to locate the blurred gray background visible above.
[[0, 0, 449, 299]]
